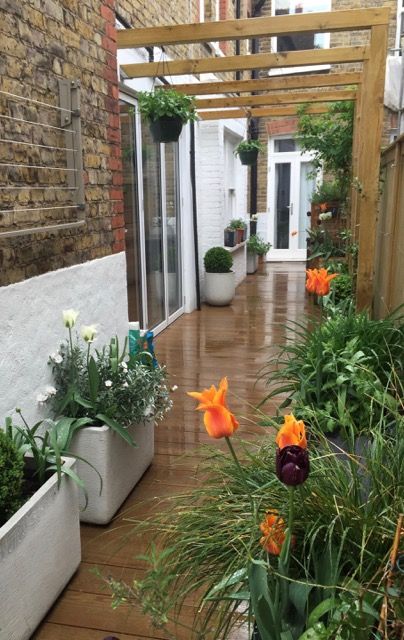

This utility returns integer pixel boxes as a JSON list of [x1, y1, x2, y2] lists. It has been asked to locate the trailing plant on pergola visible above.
[[116, 7, 390, 310]]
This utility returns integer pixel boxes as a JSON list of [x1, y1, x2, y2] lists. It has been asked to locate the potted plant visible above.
[[234, 139, 265, 166], [311, 181, 342, 219], [224, 226, 236, 247], [247, 235, 271, 273], [229, 218, 247, 244], [47, 311, 172, 524], [0, 415, 82, 640], [204, 247, 235, 306], [137, 88, 197, 143]]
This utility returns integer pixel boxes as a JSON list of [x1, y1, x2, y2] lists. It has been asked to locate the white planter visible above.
[[205, 271, 235, 306], [247, 251, 258, 274], [70, 419, 154, 525], [0, 457, 81, 640]]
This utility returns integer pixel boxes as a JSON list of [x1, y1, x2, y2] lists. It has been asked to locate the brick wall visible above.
[[0, 0, 125, 286]]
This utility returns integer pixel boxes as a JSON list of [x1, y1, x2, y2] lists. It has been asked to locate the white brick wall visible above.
[[196, 119, 248, 299]]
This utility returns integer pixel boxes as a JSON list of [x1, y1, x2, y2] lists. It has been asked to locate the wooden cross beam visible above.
[[116, 8, 390, 49], [197, 104, 341, 120], [195, 89, 357, 109], [162, 72, 362, 96], [121, 46, 369, 79]]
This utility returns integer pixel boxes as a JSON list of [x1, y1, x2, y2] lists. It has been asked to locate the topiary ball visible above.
[[0, 429, 24, 527], [204, 247, 233, 273]]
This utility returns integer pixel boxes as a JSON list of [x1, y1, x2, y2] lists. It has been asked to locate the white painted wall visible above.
[[196, 118, 248, 299], [0, 253, 129, 425]]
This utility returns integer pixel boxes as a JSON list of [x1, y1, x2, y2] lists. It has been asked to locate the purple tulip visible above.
[[276, 445, 309, 486]]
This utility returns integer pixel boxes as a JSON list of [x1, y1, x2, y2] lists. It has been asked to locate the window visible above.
[[270, 0, 331, 75]]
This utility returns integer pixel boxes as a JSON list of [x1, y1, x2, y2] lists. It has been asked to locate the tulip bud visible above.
[[62, 308, 79, 328], [81, 324, 98, 343], [276, 445, 309, 486]]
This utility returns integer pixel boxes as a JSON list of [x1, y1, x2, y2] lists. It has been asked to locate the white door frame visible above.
[[267, 137, 316, 262], [119, 91, 184, 336]]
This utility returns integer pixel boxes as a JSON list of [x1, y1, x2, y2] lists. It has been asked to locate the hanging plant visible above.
[[137, 88, 197, 143], [234, 139, 265, 165]]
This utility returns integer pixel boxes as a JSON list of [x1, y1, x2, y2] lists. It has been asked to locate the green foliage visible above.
[[247, 234, 272, 256], [310, 181, 343, 205], [234, 139, 265, 156], [0, 428, 24, 526], [307, 229, 357, 263], [297, 101, 354, 198], [50, 334, 172, 436], [105, 412, 403, 638], [329, 273, 353, 305], [5, 413, 88, 493], [204, 247, 233, 273], [228, 218, 246, 230], [262, 307, 404, 435], [137, 88, 197, 123]]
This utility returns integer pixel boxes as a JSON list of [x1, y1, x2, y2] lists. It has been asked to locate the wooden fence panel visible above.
[[373, 135, 404, 318]]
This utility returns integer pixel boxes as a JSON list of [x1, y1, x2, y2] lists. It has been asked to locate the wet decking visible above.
[[33, 262, 312, 640]]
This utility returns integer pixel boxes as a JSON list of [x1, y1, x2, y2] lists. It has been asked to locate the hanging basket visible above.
[[238, 149, 259, 165], [149, 116, 183, 143]]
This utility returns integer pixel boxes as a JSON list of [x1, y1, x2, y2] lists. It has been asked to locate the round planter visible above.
[[238, 149, 259, 165], [205, 271, 235, 306], [149, 116, 183, 143], [70, 419, 154, 524], [247, 251, 258, 274]]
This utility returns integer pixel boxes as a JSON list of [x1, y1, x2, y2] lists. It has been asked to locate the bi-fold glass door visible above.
[[119, 93, 183, 333]]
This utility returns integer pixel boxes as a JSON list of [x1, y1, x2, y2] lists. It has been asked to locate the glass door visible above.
[[119, 92, 184, 333], [268, 138, 316, 261]]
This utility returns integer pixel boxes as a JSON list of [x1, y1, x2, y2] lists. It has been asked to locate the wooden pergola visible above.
[[117, 7, 390, 309]]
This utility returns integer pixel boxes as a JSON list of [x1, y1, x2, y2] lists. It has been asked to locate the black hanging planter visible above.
[[149, 116, 183, 143], [238, 149, 259, 166]]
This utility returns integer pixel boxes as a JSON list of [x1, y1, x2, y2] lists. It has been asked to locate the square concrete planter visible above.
[[70, 419, 154, 525], [0, 457, 81, 640]]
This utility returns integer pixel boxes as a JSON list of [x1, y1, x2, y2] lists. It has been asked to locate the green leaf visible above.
[[96, 414, 137, 447], [73, 393, 94, 409], [88, 356, 100, 405], [307, 598, 338, 628], [289, 582, 313, 619], [248, 561, 279, 640], [206, 568, 248, 599]]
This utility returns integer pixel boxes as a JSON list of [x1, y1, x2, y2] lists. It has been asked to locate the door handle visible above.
[[287, 203, 294, 215]]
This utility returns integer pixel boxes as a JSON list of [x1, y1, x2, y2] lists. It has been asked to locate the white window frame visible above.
[[396, 0, 404, 50], [270, 0, 332, 76]]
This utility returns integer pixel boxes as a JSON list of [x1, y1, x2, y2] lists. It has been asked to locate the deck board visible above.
[[33, 262, 312, 639]]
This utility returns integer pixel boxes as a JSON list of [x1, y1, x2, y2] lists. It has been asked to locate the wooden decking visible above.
[[33, 262, 312, 640]]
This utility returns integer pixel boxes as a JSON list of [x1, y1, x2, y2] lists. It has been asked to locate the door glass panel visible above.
[[119, 101, 142, 323], [275, 163, 291, 249], [274, 138, 296, 153], [299, 162, 316, 250], [164, 143, 182, 316], [142, 122, 165, 329]]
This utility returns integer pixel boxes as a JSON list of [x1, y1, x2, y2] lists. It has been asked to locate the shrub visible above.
[[247, 234, 271, 256], [310, 180, 343, 205], [0, 429, 24, 526], [330, 272, 353, 303], [204, 247, 233, 273], [262, 307, 404, 435], [137, 88, 196, 123]]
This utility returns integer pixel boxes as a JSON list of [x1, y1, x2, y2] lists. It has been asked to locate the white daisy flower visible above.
[[105, 380, 113, 388], [50, 352, 63, 364], [45, 385, 57, 396]]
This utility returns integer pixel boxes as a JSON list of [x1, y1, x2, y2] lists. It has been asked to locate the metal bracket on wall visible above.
[[59, 79, 85, 217]]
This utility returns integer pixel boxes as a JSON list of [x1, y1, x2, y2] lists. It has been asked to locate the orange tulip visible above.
[[187, 377, 239, 439], [259, 511, 286, 555], [276, 414, 307, 450], [306, 268, 338, 297], [319, 202, 329, 212]]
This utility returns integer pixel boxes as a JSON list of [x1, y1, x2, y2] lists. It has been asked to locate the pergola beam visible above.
[[117, 8, 390, 49], [121, 46, 369, 79], [163, 72, 362, 96], [198, 104, 340, 120], [195, 89, 356, 109]]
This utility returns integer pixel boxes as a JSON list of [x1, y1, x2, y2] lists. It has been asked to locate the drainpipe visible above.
[[249, 0, 266, 216], [235, 0, 241, 80], [190, 121, 201, 310]]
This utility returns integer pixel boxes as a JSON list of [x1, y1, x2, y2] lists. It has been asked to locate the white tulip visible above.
[[80, 324, 98, 343], [62, 309, 79, 328]]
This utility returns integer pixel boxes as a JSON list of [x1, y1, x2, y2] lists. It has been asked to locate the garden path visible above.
[[33, 262, 312, 640]]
